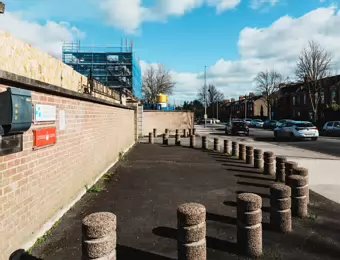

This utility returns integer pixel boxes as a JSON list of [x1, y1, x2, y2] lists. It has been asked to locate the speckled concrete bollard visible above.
[[213, 138, 220, 152], [264, 151, 275, 175], [165, 129, 169, 135], [177, 203, 207, 260], [237, 193, 262, 257], [293, 167, 309, 204], [287, 175, 308, 218], [183, 129, 188, 137], [224, 140, 231, 154], [232, 141, 239, 157], [153, 128, 157, 138], [270, 184, 292, 233], [254, 149, 263, 169], [163, 133, 169, 145], [239, 144, 246, 161], [190, 135, 196, 148], [202, 136, 208, 150], [149, 132, 154, 144], [276, 156, 287, 183], [82, 212, 117, 260], [193, 128, 196, 136], [176, 129, 179, 135], [189, 129, 192, 137], [246, 146, 254, 165], [176, 133, 181, 146], [285, 161, 298, 185]]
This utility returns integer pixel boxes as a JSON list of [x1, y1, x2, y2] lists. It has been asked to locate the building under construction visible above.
[[62, 40, 142, 99]]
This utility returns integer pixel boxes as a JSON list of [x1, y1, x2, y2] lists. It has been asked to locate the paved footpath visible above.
[[195, 125, 340, 204], [29, 141, 340, 260]]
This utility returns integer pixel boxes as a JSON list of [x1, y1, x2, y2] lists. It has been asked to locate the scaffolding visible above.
[[62, 40, 142, 99]]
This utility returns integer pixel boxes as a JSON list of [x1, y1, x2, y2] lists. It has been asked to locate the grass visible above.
[[308, 213, 318, 221], [86, 184, 105, 193]]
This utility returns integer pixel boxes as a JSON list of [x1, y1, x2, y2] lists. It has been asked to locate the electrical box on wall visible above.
[[0, 87, 32, 135]]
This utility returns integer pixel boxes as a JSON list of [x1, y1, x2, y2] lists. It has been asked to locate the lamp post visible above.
[[204, 65, 207, 128], [0, 2, 5, 14]]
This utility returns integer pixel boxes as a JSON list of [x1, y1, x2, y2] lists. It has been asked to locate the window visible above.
[[292, 96, 296, 106], [332, 90, 337, 104], [326, 122, 333, 127], [321, 92, 325, 104], [297, 111, 301, 117], [304, 94, 307, 104], [334, 122, 340, 128], [294, 122, 314, 127]]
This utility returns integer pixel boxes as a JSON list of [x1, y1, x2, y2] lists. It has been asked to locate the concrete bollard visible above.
[[163, 133, 168, 145], [224, 140, 231, 154], [287, 175, 308, 218], [284, 161, 298, 185], [82, 212, 117, 260], [232, 141, 239, 157], [264, 151, 275, 175], [213, 138, 220, 152], [293, 167, 309, 204], [165, 129, 169, 135], [176, 129, 179, 135], [153, 128, 157, 138], [276, 156, 287, 183], [202, 136, 208, 150], [254, 149, 263, 169], [239, 144, 246, 161], [183, 129, 188, 138], [177, 203, 206, 260], [193, 128, 196, 136], [190, 135, 196, 148], [189, 129, 192, 137], [270, 184, 292, 233], [237, 193, 262, 257], [175, 133, 181, 146], [246, 146, 254, 165], [149, 132, 154, 144]]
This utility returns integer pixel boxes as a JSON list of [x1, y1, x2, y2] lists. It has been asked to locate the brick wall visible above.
[[0, 84, 135, 259], [142, 111, 194, 136]]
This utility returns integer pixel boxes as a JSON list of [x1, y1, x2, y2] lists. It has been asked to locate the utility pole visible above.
[[244, 95, 247, 119], [216, 101, 219, 120], [204, 65, 207, 128]]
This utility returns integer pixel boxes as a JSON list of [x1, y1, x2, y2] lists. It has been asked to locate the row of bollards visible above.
[[143, 132, 310, 258]]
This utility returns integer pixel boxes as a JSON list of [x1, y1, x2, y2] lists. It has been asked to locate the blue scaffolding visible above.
[[62, 42, 142, 99]]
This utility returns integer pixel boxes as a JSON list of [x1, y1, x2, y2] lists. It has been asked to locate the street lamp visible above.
[[204, 65, 207, 128], [0, 2, 5, 14]]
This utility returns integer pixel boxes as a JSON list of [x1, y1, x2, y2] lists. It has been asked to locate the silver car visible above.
[[274, 121, 319, 141], [322, 121, 340, 136]]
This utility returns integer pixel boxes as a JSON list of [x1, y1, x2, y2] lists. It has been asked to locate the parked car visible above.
[[276, 119, 294, 128], [250, 119, 264, 128], [225, 120, 249, 136], [274, 121, 319, 140], [244, 118, 252, 126], [322, 121, 340, 136], [263, 120, 278, 130]]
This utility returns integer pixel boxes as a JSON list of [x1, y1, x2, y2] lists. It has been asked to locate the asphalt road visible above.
[[198, 124, 340, 157]]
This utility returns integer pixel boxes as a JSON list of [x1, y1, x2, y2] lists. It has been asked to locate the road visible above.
[[196, 124, 340, 157]]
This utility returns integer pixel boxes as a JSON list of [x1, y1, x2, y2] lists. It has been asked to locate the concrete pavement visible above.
[[195, 124, 340, 204]]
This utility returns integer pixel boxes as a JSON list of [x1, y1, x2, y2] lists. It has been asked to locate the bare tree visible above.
[[142, 64, 175, 104], [197, 84, 224, 117], [254, 70, 283, 119], [295, 40, 332, 122]]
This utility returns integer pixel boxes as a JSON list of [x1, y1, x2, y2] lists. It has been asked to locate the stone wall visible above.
[[0, 83, 135, 259], [142, 111, 194, 136]]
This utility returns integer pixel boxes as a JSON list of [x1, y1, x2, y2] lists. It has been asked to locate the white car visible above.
[[255, 120, 264, 128], [274, 121, 319, 141]]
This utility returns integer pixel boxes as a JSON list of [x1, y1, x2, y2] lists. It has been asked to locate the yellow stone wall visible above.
[[0, 31, 120, 103]]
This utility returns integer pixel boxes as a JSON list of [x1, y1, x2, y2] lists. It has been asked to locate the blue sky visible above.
[[2, 0, 340, 103]]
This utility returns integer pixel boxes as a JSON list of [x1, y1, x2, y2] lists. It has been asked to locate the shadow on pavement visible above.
[[223, 200, 270, 213], [237, 181, 272, 189], [9, 250, 43, 260], [152, 227, 238, 254], [117, 245, 174, 260], [235, 174, 274, 181], [236, 190, 270, 199]]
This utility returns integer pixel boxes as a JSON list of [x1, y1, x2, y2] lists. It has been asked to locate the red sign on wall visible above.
[[33, 127, 57, 150]]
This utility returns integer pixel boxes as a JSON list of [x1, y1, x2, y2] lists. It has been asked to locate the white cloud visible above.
[[0, 12, 85, 59], [250, 0, 280, 10], [142, 5, 340, 103], [98, 0, 241, 33]]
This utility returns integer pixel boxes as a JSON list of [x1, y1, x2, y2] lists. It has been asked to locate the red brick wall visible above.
[[0, 85, 135, 259]]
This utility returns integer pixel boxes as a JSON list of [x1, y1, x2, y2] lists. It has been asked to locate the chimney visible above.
[[231, 98, 236, 102], [224, 99, 230, 104], [239, 96, 245, 101], [0, 2, 5, 14], [249, 92, 255, 98]]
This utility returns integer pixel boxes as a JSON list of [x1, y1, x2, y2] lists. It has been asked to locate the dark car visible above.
[[263, 120, 278, 130], [225, 120, 249, 136]]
